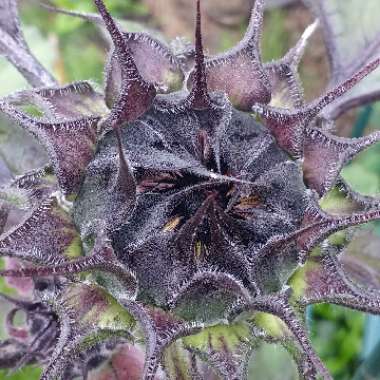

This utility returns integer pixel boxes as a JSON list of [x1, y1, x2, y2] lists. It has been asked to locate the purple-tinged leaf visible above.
[[0, 116, 48, 175], [161, 341, 193, 380], [246, 291, 332, 380], [6, 165, 56, 205], [0, 192, 30, 239], [121, 301, 202, 380], [253, 194, 380, 266], [298, 247, 380, 315], [105, 33, 184, 104], [265, 62, 304, 110], [35, 81, 108, 119], [183, 322, 253, 380], [0, 234, 138, 300], [94, 0, 156, 127], [4, 82, 109, 122], [40, 281, 136, 380], [0, 197, 82, 264], [1, 165, 55, 208], [0, 186, 33, 213], [252, 58, 380, 156], [297, 199, 380, 261], [6, 81, 108, 121], [42, 4, 184, 97], [320, 179, 380, 216], [305, 0, 380, 119], [0, 102, 99, 195], [0, 0, 56, 87], [189, 0, 271, 111], [61, 283, 136, 333], [265, 21, 318, 110], [0, 166, 56, 239], [341, 230, 380, 289], [303, 128, 380, 196]]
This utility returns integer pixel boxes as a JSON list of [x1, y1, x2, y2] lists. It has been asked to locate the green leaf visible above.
[[162, 341, 193, 380], [62, 282, 135, 332], [183, 322, 253, 379]]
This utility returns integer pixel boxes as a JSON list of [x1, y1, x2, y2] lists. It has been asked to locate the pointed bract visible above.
[[263, 21, 318, 111], [297, 198, 380, 262], [2, 1, 380, 378], [253, 194, 380, 265], [265, 62, 304, 110], [184, 322, 253, 380], [40, 282, 135, 380], [0, 102, 99, 196], [42, 4, 184, 97], [73, 129, 137, 235], [189, 0, 271, 111], [121, 301, 202, 380], [105, 33, 184, 105], [303, 128, 380, 196], [94, 0, 156, 127], [0, 197, 82, 264], [300, 248, 380, 315], [246, 291, 332, 380], [186, 0, 211, 111], [306, 0, 380, 119], [114, 127, 137, 215], [35, 81, 109, 119], [320, 179, 380, 215], [0, 235, 138, 299], [253, 58, 380, 156]]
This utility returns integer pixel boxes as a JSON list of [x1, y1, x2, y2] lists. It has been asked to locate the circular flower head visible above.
[[1, 0, 380, 379]]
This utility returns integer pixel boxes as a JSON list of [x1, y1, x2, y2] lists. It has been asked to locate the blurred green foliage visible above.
[[51, 0, 147, 17], [311, 305, 365, 380], [262, 8, 289, 62], [0, 367, 42, 380]]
